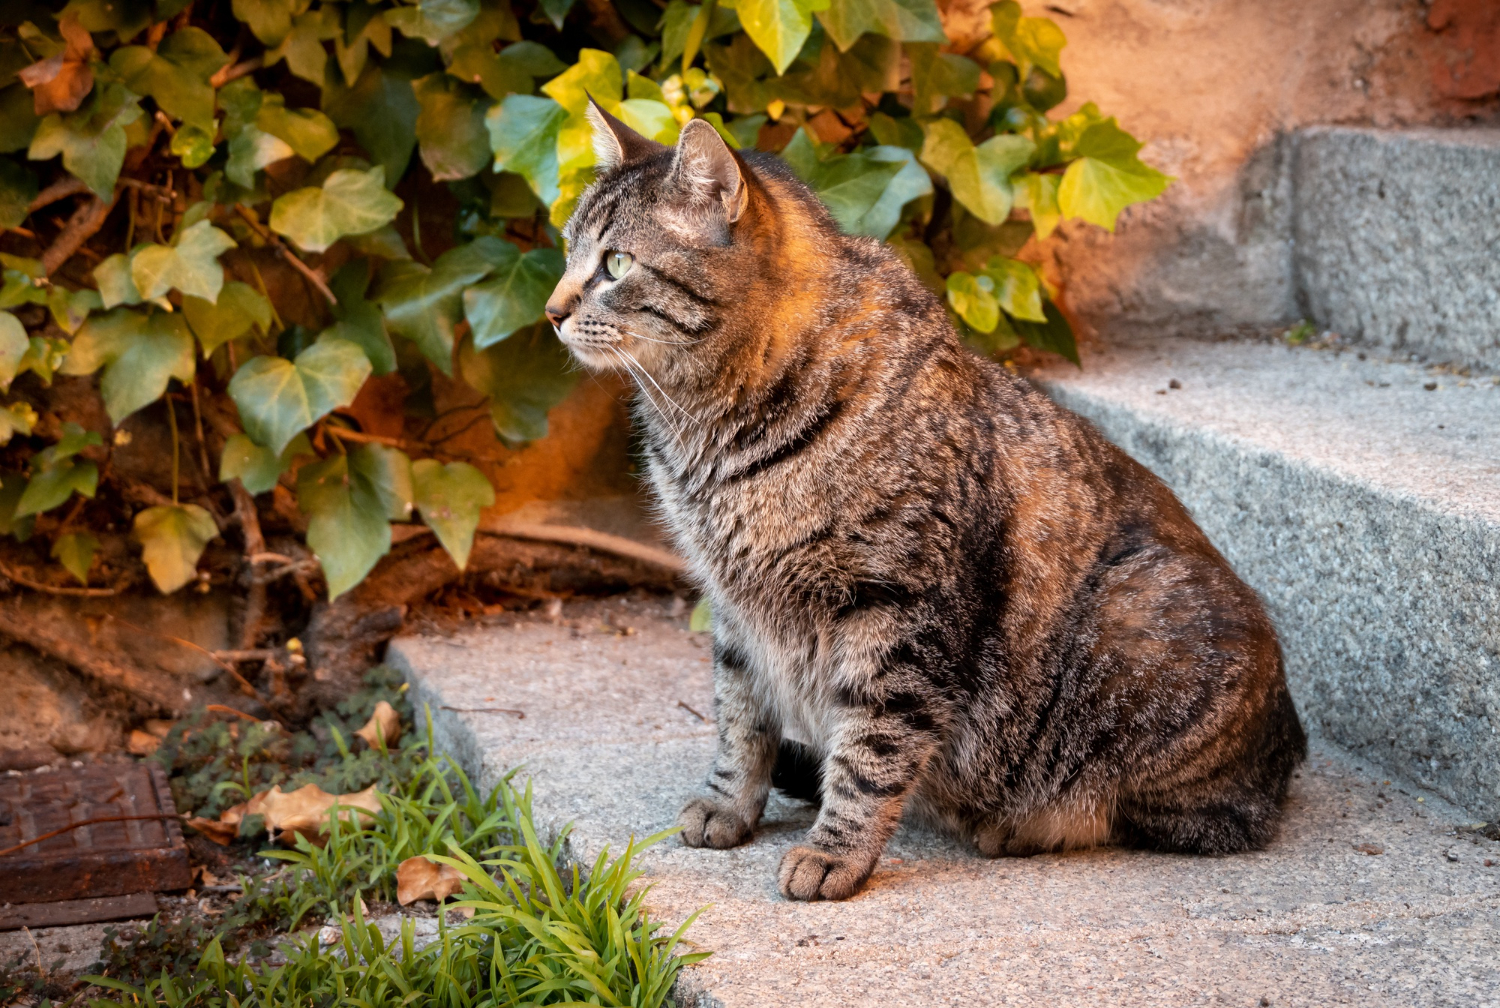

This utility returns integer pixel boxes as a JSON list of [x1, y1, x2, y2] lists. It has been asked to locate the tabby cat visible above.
[[545, 105, 1306, 901]]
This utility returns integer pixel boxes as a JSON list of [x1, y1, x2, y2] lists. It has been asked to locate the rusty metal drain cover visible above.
[[0, 763, 191, 913]]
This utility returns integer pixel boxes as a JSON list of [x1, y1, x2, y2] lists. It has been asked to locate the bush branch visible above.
[[233, 203, 337, 306]]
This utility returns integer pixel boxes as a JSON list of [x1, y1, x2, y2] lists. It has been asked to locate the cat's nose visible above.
[[545, 304, 569, 328]]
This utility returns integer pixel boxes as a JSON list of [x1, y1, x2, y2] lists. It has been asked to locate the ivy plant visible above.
[[0, 0, 1168, 599]]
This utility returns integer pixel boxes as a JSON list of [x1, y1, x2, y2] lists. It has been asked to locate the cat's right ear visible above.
[[586, 98, 665, 173], [669, 118, 747, 224]]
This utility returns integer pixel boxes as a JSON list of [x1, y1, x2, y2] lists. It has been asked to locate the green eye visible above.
[[605, 251, 633, 280]]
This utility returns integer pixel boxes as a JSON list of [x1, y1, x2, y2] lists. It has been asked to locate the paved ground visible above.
[[390, 595, 1500, 1008]]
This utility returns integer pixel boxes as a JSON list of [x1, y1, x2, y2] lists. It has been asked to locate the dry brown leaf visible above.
[[248, 783, 383, 845], [18, 13, 95, 115], [127, 729, 161, 756], [144, 719, 177, 739], [187, 816, 239, 845], [355, 701, 402, 749], [396, 856, 467, 905]]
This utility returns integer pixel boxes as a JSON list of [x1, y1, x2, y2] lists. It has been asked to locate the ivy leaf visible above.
[[17, 13, 95, 116], [992, 0, 1066, 77], [228, 338, 373, 455], [270, 167, 404, 254], [690, 598, 712, 631], [412, 458, 493, 570], [0, 311, 28, 389], [325, 260, 395, 375], [982, 256, 1046, 322], [946, 271, 998, 334], [0, 156, 37, 229], [0, 401, 37, 444], [226, 127, 295, 189], [784, 132, 926, 239], [134, 503, 217, 594], [0, 84, 41, 155], [485, 94, 568, 208], [539, 48, 621, 114], [1012, 301, 1078, 365], [220, 431, 313, 494], [412, 73, 492, 181], [27, 82, 143, 197], [352, 442, 414, 521], [736, 0, 830, 75], [0, 470, 35, 538], [458, 324, 578, 443], [322, 64, 420, 185], [109, 28, 227, 132], [1057, 118, 1172, 231], [94, 252, 142, 308], [463, 246, 564, 349], [906, 43, 980, 116], [1014, 170, 1061, 239], [61, 308, 196, 423], [377, 236, 512, 372], [265, 8, 338, 86], [297, 448, 399, 598], [817, 0, 943, 52], [385, 0, 480, 44], [184, 281, 273, 354], [256, 93, 340, 164], [233, 0, 297, 46], [130, 219, 237, 302], [16, 423, 102, 517], [51, 531, 99, 585], [446, 43, 534, 100], [920, 119, 1034, 226]]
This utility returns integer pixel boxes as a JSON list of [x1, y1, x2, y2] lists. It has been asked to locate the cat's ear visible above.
[[586, 97, 665, 173], [670, 118, 747, 224]]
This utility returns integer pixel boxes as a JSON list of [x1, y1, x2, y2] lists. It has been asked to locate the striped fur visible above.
[[546, 116, 1306, 901]]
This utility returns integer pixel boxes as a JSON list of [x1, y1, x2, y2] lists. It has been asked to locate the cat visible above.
[[545, 103, 1307, 902]]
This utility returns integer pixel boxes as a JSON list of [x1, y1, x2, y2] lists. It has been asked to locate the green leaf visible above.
[[325, 260, 395, 375], [51, 531, 99, 585], [992, 0, 1066, 77], [0, 471, 35, 539], [220, 431, 313, 494], [481, 93, 567, 208], [411, 458, 493, 570], [386, 0, 480, 44], [183, 282, 272, 354], [1013, 301, 1077, 364], [225, 126, 295, 189], [17, 424, 102, 517], [736, 0, 829, 75], [94, 252, 142, 308], [61, 309, 196, 423], [1014, 170, 1061, 239], [233, 0, 296, 46], [920, 119, 1034, 226], [228, 339, 373, 455], [906, 43, 980, 115], [817, 0, 943, 51], [0, 401, 37, 444], [109, 28, 227, 132], [297, 448, 395, 598], [689, 598, 711, 631], [27, 83, 143, 197], [412, 73, 493, 181], [785, 133, 929, 239], [0, 83, 42, 155], [134, 503, 217, 594], [130, 219, 237, 303], [1057, 118, 1172, 231], [982, 255, 1045, 323], [265, 8, 338, 85], [270, 167, 404, 254], [44, 286, 99, 336], [0, 311, 28, 389], [463, 246, 564, 348], [537, 0, 576, 30], [447, 43, 534, 101], [0, 156, 37, 229], [459, 324, 578, 443], [256, 93, 340, 164], [945, 271, 998, 334], [323, 64, 420, 185], [377, 236, 513, 372]]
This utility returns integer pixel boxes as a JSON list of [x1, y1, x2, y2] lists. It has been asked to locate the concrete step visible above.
[[1292, 127, 1500, 371], [1034, 337, 1500, 821], [390, 598, 1500, 1007]]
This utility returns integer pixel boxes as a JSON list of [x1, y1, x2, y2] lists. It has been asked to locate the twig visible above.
[[41, 192, 116, 275], [105, 613, 263, 699], [440, 706, 526, 719], [0, 560, 117, 597], [233, 203, 337, 306], [212, 648, 279, 662], [28, 176, 174, 216], [323, 426, 407, 449], [0, 603, 182, 710], [209, 55, 261, 88], [0, 814, 184, 859], [479, 520, 686, 574], [204, 703, 266, 722], [229, 479, 266, 649], [677, 700, 708, 722]]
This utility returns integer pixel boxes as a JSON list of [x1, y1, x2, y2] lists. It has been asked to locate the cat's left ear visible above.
[[587, 97, 666, 172], [670, 118, 747, 224]]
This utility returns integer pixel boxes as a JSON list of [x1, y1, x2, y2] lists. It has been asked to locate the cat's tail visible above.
[[771, 740, 824, 805]]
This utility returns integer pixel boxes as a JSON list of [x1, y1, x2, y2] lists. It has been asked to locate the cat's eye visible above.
[[605, 251, 633, 280]]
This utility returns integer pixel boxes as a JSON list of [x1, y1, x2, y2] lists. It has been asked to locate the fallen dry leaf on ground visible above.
[[186, 816, 238, 845], [18, 13, 95, 115], [214, 783, 383, 845], [396, 856, 468, 905], [127, 730, 161, 756], [355, 701, 402, 749]]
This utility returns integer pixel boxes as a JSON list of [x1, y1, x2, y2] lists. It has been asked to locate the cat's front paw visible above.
[[678, 797, 754, 849], [777, 844, 873, 901]]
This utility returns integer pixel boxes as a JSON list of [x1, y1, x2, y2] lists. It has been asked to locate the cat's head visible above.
[[545, 102, 797, 375]]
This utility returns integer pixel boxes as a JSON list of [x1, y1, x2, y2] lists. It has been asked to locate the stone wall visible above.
[[940, 0, 1500, 341]]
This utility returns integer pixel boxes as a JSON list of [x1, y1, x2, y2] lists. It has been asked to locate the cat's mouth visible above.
[[555, 324, 619, 370]]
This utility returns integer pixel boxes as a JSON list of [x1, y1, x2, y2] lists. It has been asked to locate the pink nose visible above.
[[545, 304, 568, 328]]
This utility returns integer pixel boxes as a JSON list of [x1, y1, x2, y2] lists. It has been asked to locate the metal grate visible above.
[[0, 763, 192, 905]]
